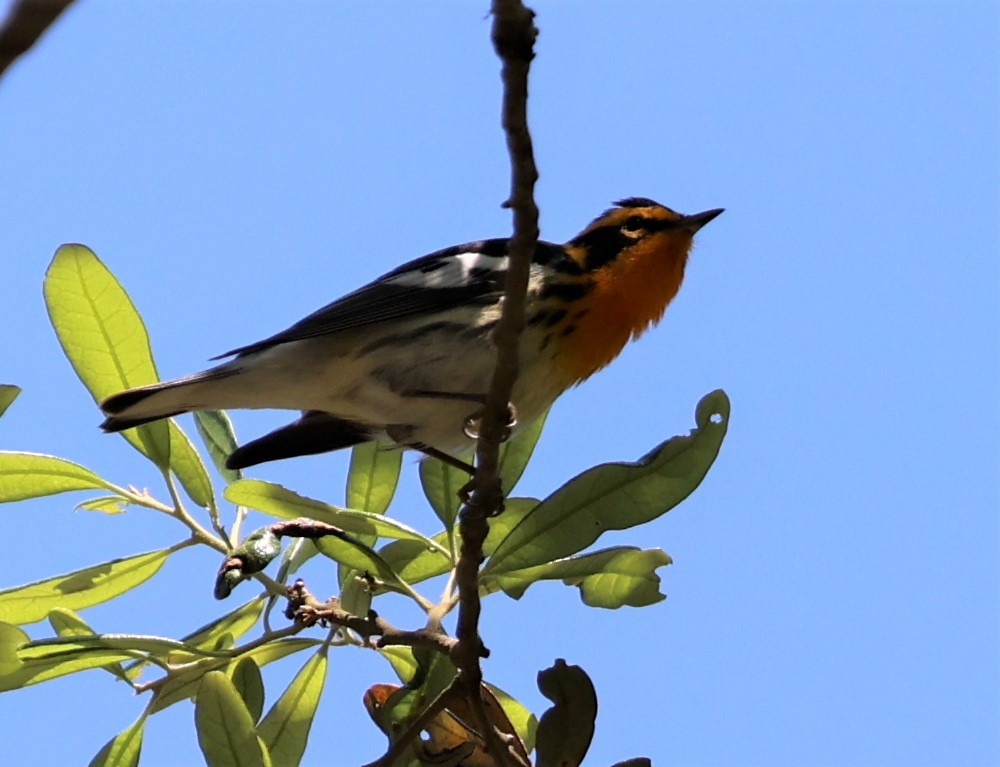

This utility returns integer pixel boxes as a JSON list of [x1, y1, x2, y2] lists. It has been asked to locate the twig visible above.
[[450, 1, 539, 766], [0, 0, 75, 81], [285, 579, 457, 656]]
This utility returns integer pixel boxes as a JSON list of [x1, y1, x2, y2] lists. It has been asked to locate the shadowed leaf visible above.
[[0, 549, 171, 625], [535, 660, 597, 767], [0, 385, 20, 418]]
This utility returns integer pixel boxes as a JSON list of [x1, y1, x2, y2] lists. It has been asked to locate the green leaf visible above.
[[258, 649, 327, 767], [0, 451, 120, 503], [498, 409, 548, 493], [196, 410, 242, 485], [314, 536, 411, 596], [377, 535, 452, 586], [229, 656, 265, 724], [196, 671, 270, 767], [19, 633, 229, 664], [88, 711, 147, 767], [0, 549, 171, 625], [418, 458, 465, 531], [169, 422, 215, 509], [378, 646, 418, 684], [0, 385, 21, 418], [485, 390, 729, 576], [44, 244, 170, 469], [535, 660, 597, 767], [374, 497, 538, 588], [124, 596, 265, 680], [76, 495, 128, 514], [487, 547, 671, 608], [226, 480, 445, 549], [0, 621, 29, 676], [347, 442, 402, 515]]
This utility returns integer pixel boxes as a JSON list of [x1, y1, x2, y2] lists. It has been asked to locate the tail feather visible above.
[[100, 409, 187, 433], [100, 369, 236, 432], [226, 411, 375, 469]]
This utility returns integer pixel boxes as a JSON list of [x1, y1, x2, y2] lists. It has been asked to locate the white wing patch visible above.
[[389, 250, 508, 289]]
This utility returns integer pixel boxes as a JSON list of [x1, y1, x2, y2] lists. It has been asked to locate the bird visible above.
[[100, 198, 722, 471]]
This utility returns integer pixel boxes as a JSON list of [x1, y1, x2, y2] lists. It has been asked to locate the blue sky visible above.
[[1, 2, 997, 766]]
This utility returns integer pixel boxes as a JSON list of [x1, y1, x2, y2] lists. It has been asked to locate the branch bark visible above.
[[0, 0, 75, 81], [451, 1, 539, 764]]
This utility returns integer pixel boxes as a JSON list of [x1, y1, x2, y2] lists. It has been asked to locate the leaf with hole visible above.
[[484, 390, 729, 576]]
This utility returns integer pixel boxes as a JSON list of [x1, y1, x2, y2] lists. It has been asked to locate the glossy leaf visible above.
[[347, 442, 402, 515], [44, 244, 170, 468], [485, 390, 729, 576], [195, 410, 242, 485], [486, 547, 671, 608], [87, 711, 147, 767], [258, 649, 327, 767], [226, 480, 445, 549], [0, 384, 20, 418], [0, 549, 170, 625], [535, 660, 597, 767], [0, 452, 120, 503], [195, 671, 270, 767]]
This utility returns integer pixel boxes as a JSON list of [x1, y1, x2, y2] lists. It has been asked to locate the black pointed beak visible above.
[[681, 208, 725, 233]]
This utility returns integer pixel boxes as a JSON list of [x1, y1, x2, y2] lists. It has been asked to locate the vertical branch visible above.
[[450, 0, 539, 761]]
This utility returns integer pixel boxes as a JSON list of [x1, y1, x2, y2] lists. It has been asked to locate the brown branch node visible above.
[[284, 579, 457, 655]]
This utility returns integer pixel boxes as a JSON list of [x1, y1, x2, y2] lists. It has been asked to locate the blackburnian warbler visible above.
[[100, 198, 722, 470]]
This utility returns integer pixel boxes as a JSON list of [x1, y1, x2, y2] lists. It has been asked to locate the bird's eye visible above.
[[621, 216, 646, 234]]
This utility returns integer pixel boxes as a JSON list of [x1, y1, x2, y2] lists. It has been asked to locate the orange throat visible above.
[[558, 234, 693, 384]]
